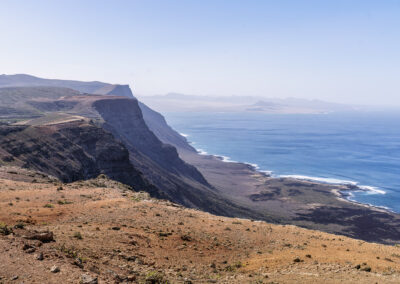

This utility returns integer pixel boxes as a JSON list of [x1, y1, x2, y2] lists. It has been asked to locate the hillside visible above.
[[1, 170, 400, 283]]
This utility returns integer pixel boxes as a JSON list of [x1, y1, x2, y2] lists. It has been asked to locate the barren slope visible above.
[[1, 169, 400, 283]]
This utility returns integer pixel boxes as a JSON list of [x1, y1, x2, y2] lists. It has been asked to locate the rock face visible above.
[[0, 121, 159, 196], [138, 102, 196, 152], [94, 84, 135, 99], [91, 97, 237, 211], [92, 97, 206, 185]]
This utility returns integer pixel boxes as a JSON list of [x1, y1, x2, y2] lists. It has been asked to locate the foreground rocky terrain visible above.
[[1, 168, 400, 283]]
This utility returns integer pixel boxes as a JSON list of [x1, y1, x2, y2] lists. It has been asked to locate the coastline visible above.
[[175, 138, 400, 244], [194, 145, 393, 214]]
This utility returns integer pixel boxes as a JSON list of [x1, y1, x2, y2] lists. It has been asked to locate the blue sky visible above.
[[1, 0, 399, 105]]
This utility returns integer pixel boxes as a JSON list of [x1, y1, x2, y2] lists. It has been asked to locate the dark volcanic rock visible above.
[[138, 102, 196, 152], [93, 97, 209, 186], [0, 121, 159, 196]]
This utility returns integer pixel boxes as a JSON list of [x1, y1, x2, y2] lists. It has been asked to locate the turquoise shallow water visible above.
[[163, 111, 400, 212]]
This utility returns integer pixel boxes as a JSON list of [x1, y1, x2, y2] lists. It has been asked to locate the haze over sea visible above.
[[164, 111, 400, 212]]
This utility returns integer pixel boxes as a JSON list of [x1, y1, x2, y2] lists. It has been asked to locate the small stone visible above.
[[22, 244, 33, 250], [25, 247, 36, 254], [11, 275, 18, 280], [26, 231, 54, 243], [81, 274, 98, 284], [35, 252, 44, 261], [127, 275, 136, 282], [50, 265, 60, 273], [73, 257, 84, 268]]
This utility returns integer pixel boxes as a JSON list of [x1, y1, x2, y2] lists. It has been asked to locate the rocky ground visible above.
[[1, 168, 400, 283]]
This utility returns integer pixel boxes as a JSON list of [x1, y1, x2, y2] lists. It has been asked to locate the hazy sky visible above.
[[1, 0, 400, 105]]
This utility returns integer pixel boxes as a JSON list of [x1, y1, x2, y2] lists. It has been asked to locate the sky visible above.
[[1, 0, 400, 106]]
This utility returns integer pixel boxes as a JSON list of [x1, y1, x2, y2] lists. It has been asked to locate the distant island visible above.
[[138, 92, 368, 114]]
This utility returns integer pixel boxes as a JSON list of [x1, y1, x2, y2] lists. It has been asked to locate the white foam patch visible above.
[[218, 155, 238, 163], [358, 185, 386, 195], [197, 149, 208, 155], [281, 175, 386, 195], [179, 133, 189, 137], [245, 162, 260, 170], [280, 175, 358, 185]]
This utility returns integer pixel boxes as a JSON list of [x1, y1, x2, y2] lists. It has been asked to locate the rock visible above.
[[25, 231, 54, 243], [81, 274, 98, 284], [127, 275, 136, 282], [50, 265, 60, 273], [73, 257, 84, 268], [22, 243, 33, 250], [35, 252, 44, 261], [25, 247, 36, 254], [181, 234, 192, 241], [11, 275, 18, 280]]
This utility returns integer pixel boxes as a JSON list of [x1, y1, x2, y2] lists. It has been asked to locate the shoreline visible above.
[[177, 143, 400, 245], [194, 147, 395, 214]]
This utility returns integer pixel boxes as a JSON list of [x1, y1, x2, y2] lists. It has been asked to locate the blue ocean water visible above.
[[163, 111, 400, 212]]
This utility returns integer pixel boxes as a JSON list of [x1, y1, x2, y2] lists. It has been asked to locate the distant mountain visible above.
[[138, 93, 358, 114], [0, 74, 109, 94]]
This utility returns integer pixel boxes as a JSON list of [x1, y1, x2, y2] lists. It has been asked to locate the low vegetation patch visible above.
[[0, 222, 13, 235], [145, 271, 165, 283]]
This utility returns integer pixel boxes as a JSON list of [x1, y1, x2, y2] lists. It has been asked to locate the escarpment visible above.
[[0, 121, 160, 196], [92, 97, 208, 186]]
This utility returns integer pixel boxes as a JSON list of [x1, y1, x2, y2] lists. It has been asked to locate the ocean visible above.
[[163, 111, 400, 212]]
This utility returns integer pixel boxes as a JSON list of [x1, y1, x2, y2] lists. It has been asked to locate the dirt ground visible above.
[[1, 169, 400, 283]]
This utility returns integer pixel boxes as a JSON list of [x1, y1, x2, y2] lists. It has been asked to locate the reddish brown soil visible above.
[[1, 171, 400, 283]]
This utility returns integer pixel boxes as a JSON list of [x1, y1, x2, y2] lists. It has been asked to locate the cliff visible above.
[[91, 96, 248, 214], [138, 101, 196, 152], [0, 121, 160, 197], [94, 84, 135, 98]]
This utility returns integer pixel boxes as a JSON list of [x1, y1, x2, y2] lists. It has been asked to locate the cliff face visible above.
[[138, 102, 196, 152], [94, 84, 135, 99], [0, 121, 160, 196], [92, 97, 208, 186]]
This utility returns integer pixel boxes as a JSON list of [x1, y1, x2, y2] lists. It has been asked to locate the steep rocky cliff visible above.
[[94, 84, 135, 99], [138, 102, 196, 152], [93, 97, 204, 184], [0, 121, 160, 196]]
